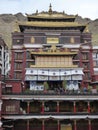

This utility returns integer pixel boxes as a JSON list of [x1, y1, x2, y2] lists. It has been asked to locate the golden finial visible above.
[[75, 14, 78, 17], [84, 26, 89, 33], [63, 11, 65, 15], [14, 20, 19, 32], [48, 3, 52, 15], [84, 22, 90, 33], [51, 45, 56, 52], [36, 10, 38, 15], [84, 40, 87, 43]]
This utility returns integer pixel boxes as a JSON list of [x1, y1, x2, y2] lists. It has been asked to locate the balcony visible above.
[[2, 98, 98, 116], [2, 113, 98, 119], [2, 89, 98, 100], [2, 113, 98, 130]]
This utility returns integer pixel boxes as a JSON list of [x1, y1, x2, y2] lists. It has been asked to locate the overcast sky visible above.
[[0, 0, 98, 20]]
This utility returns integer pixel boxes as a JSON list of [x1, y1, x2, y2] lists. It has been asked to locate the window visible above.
[[26, 51, 31, 58], [82, 53, 88, 60], [6, 105, 15, 112], [84, 72, 91, 79], [15, 62, 22, 70], [93, 53, 96, 58], [93, 52, 98, 67], [15, 52, 23, 60], [96, 61, 98, 66], [14, 72, 22, 79], [83, 63, 89, 69], [6, 87, 12, 93]]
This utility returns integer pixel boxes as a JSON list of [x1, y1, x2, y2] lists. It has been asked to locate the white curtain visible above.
[[71, 70, 84, 75], [25, 75, 37, 80], [60, 71, 71, 76], [26, 69, 38, 75], [26, 69, 84, 77], [38, 70, 48, 75], [30, 81, 44, 91], [48, 71, 59, 76]]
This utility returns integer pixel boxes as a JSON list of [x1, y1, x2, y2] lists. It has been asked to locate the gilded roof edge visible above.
[[26, 13, 77, 19]]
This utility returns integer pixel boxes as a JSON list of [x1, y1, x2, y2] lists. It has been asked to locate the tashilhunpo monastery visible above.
[[0, 4, 98, 130]]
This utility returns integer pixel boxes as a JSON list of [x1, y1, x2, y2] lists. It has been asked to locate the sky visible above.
[[0, 0, 98, 20]]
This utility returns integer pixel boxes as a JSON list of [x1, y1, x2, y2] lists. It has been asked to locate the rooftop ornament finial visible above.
[[14, 20, 19, 32], [84, 24, 89, 33], [36, 10, 38, 15], [48, 3, 52, 15], [63, 11, 65, 15]]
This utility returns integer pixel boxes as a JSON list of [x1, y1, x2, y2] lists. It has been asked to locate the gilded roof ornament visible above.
[[51, 45, 56, 52], [63, 11, 65, 15], [14, 20, 19, 32], [36, 10, 38, 15], [84, 26, 89, 33], [48, 3, 52, 15], [83, 22, 90, 33]]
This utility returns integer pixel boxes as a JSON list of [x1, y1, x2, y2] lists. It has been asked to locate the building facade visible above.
[[0, 35, 9, 130], [1, 5, 98, 130], [0, 35, 9, 78]]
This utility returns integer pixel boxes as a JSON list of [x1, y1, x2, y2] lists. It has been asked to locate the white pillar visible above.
[[0, 100, 2, 111], [0, 121, 3, 130]]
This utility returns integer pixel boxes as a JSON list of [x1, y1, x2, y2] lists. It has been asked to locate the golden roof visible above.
[[26, 13, 76, 19], [83, 25, 89, 33], [26, 4, 77, 20], [19, 21, 86, 28]]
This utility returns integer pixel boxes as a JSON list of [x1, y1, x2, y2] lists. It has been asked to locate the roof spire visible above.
[[48, 3, 52, 15], [14, 20, 19, 32], [36, 10, 38, 15]]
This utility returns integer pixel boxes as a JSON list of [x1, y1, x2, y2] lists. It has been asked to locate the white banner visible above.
[[49, 76, 60, 80], [25, 76, 37, 80], [72, 75, 82, 80], [38, 75, 48, 80], [61, 76, 71, 80], [30, 81, 44, 91], [60, 71, 71, 76], [25, 69, 84, 77], [38, 70, 48, 75], [26, 69, 38, 75], [48, 71, 60, 76], [66, 81, 79, 90], [71, 70, 84, 75]]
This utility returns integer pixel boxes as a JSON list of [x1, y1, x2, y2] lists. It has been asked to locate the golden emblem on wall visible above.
[[70, 37, 75, 43], [31, 36, 35, 43], [47, 37, 59, 44], [16, 40, 20, 43]]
